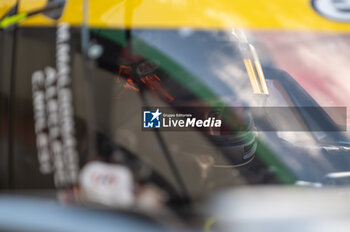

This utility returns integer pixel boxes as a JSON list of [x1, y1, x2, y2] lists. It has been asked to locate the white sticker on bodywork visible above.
[[80, 162, 135, 207]]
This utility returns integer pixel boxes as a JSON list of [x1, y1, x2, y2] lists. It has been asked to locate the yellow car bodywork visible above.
[[1, 0, 349, 31]]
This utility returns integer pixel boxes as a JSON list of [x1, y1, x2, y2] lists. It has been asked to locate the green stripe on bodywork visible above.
[[91, 28, 222, 106], [90, 29, 127, 47], [0, 13, 27, 28], [256, 141, 296, 184]]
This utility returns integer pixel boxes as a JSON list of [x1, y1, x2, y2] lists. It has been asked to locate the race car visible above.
[[1, 0, 350, 231]]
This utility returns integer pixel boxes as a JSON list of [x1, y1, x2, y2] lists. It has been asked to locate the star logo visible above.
[[150, 109, 161, 122], [143, 108, 162, 128]]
